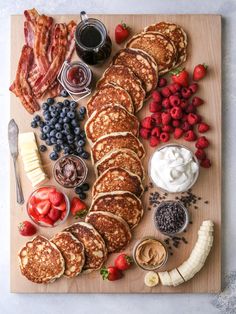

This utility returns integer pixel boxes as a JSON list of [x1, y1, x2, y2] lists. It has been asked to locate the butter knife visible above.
[[8, 119, 24, 205]]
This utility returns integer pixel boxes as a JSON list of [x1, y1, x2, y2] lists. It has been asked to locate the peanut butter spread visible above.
[[135, 239, 166, 268]]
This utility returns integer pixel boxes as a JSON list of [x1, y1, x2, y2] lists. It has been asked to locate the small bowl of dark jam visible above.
[[58, 61, 92, 101]]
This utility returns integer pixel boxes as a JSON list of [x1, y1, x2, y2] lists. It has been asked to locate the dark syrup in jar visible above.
[[80, 26, 102, 48]]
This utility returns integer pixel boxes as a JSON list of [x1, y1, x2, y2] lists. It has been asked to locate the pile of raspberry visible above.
[[140, 78, 211, 168]]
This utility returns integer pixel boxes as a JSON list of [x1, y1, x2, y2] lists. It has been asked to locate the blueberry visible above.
[[50, 129, 57, 137], [79, 106, 86, 115], [51, 111, 58, 118], [78, 192, 86, 200], [43, 125, 50, 133], [76, 147, 83, 154], [80, 130, 86, 139], [55, 123, 62, 131], [67, 134, 74, 141], [78, 139, 85, 147], [44, 113, 51, 121], [63, 123, 70, 130], [33, 115, 41, 122], [45, 139, 53, 146], [75, 186, 82, 194], [58, 118, 63, 124], [60, 89, 69, 97], [51, 137, 57, 144], [60, 112, 66, 119], [40, 133, 47, 140], [64, 147, 70, 155], [57, 101, 64, 107], [81, 151, 89, 159], [63, 117, 70, 123], [42, 102, 49, 110], [47, 98, 54, 105], [56, 132, 62, 139], [81, 183, 89, 191], [53, 144, 61, 152], [39, 145, 47, 152], [31, 121, 37, 128], [38, 121, 45, 128], [57, 139, 63, 145], [71, 119, 78, 127], [63, 99, 70, 106], [67, 111, 75, 119], [70, 101, 78, 109], [74, 127, 81, 135], [49, 105, 56, 111], [49, 151, 59, 160]]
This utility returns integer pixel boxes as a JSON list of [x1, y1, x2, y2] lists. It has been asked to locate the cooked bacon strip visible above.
[[24, 8, 38, 47], [34, 14, 53, 75], [33, 23, 67, 98], [10, 45, 39, 114], [65, 20, 76, 61], [24, 8, 39, 24]]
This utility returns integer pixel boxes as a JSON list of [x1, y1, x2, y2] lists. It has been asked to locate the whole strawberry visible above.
[[114, 253, 133, 271], [115, 22, 130, 44], [100, 266, 123, 281], [170, 68, 189, 87], [18, 221, 37, 236], [193, 63, 208, 81]]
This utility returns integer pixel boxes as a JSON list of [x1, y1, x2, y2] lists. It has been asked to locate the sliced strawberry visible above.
[[29, 195, 37, 207], [38, 216, 54, 226], [60, 210, 67, 220], [36, 200, 51, 215], [28, 205, 40, 221], [48, 207, 61, 222], [49, 191, 64, 206], [34, 187, 56, 202], [53, 200, 67, 211]]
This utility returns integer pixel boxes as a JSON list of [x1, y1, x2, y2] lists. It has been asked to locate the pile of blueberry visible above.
[[75, 182, 89, 200], [31, 95, 89, 161]]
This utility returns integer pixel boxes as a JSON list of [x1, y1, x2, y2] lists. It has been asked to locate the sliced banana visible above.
[[144, 271, 159, 287]]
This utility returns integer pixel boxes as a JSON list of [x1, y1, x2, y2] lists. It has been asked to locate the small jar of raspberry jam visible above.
[[58, 61, 93, 100]]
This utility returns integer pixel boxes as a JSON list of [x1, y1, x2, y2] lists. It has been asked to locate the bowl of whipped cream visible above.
[[149, 144, 199, 193]]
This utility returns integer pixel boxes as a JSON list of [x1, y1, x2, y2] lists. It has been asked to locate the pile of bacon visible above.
[[10, 9, 77, 114]]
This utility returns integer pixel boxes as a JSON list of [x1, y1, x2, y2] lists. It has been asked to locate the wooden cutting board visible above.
[[10, 14, 221, 293]]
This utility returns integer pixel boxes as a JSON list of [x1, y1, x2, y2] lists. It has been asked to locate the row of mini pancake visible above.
[[126, 21, 188, 75]]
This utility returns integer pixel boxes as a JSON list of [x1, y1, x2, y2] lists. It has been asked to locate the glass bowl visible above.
[[26, 186, 70, 228], [132, 236, 169, 271], [153, 200, 189, 236], [148, 143, 200, 193]]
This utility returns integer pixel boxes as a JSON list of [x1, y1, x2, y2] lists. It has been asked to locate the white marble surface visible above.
[[0, 0, 236, 313]]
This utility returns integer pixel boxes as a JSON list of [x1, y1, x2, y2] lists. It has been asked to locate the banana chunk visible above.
[[144, 271, 159, 287]]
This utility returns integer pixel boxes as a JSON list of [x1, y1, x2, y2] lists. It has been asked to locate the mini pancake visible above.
[[84, 104, 139, 144], [126, 32, 177, 75], [51, 231, 85, 278], [89, 191, 144, 229], [92, 167, 144, 197], [97, 65, 145, 112], [64, 222, 107, 273], [144, 22, 187, 67], [91, 132, 145, 164], [86, 84, 134, 117], [95, 148, 145, 180], [86, 211, 132, 253], [113, 48, 158, 94], [18, 235, 65, 284]]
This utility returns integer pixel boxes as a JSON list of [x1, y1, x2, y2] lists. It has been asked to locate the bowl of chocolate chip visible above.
[[53, 155, 88, 188], [154, 201, 189, 236]]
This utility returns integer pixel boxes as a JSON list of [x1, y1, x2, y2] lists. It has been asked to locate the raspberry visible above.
[[162, 125, 174, 133], [180, 100, 188, 109], [161, 112, 172, 125], [169, 95, 181, 107], [173, 82, 182, 91], [195, 136, 209, 149], [160, 132, 170, 143], [162, 98, 171, 109], [174, 91, 181, 98], [195, 149, 206, 160], [152, 91, 162, 103], [181, 87, 192, 99], [151, 127, 161, 137], [198, 122, 210, 133], [149, 136, 160, 147], [151, 112, 162, 125], [200, 158, 211, 168], [168, 83, 180, 94], [174, 128, 184, 139], [161, 87, 171, 98], [189, 83, 198, 94], [185, 104, 196, 113], [184, 130, 197, 142], [139, 128, 151, 139], [141, 116, 154, 129], [172, 119, 181, 127], [187, 113, 199, 125], [182, 114, 188, 121], [149, 101, 162, 113], [196, 114, 202, 123], [181, 121, 192, 132], [158, 77, 167, 88], [192, 96, 204, 106], [170, 106, 183, 119]]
